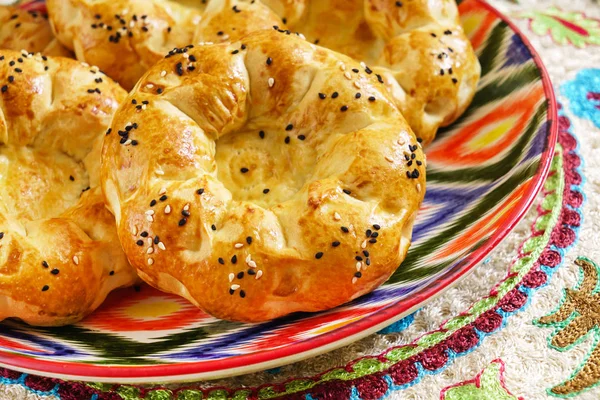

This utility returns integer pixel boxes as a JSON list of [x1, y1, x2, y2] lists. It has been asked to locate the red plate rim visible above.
[[0, 0, 558, 382]]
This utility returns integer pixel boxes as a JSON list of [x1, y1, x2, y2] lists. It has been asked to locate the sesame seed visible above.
[[165, 205, 171, 214], [148, 258, 154, 265], [147, 247, 154, 254], [145, 210, 155, 215], [361, 240, 367, 249], [230, 284, 240, 290], [255, 270, 263, 279], [146, 215, 154, 222], [354, 81, 361, 89], [248, 260, 257, 268], [161, 70, 167, 77], [385, 156, 394, 163], [315, 252, 323, 259], [158, 242, 166, 251], [344, 72, 352, 80], [234, 243, 244, 248], [268, 77, 275, 87], [417, 183, 422, 193], [334, 212, 341, 221], [229, 273, 234, 282], [352, 277, 358, 284], [356, 262, 362, 270], [73, 255, 79, 265]]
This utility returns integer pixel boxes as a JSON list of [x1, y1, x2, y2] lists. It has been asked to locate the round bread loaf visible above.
[[0, 50, 137, 326], [47, 0, 284, 89], [262, 0, 481, 145], [0, 6, 71, 57], [101, 29, 426, 322]]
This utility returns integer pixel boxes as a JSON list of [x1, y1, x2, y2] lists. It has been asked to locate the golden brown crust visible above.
[[263, 0, 481, 145], [47, 0, 284, 90], [101, 30, 426, 322], [0, 7, 71, 57], [0, 50, 137, 326]]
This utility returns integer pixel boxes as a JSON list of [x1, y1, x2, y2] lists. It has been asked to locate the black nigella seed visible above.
[[231, 255, 237, 264], [263, 188, 270, 194], [318, 93, 326, 99], [211, 224, 217, 231], [42, 261, 49, 268], [136, 240, 144, 246], [109, 270, 115, 275], [341, 226, 349, 233], [259, 130, 265, 139], [8, 76, 14, 83], [218, 257, 225, 265], [178, 218, 187, 226], [229, 289, 235, 295], [9, 61, 15, 66], [1, 85, 7, 93], [417, 160, 423, 166], [369, 238, 377, 244], [340, 105, 348, 112], [248, 269, 256, 275], [373, 224, 380, 230], [395, 1, 403, 6], [366, 229, 372, 237], [371, 232, 379, 238], [157, 88, 163, 94], [0, 232, 3, 240], [285, 136, 290, 144], [150, 199, 157, 207], [298, 135, 306, 140], [237, 271, 244, 279], [241, 167, 249, 173], [411, 153, 416, 159], [452, 78, 458, 84], [266, 57, 272, 65], [355, 93, 361, 99], [332, 92, 339, 98], [355, 271, 362, 278], [231, 50, 239, 55], [141, 231, 148, 237], [69, 175, 74, 181], [246, 236, 252, 245], [154, 236, 160, 244], [42, 285, 49, 292], [239, 290, 246, 298], [286, 124, 293, 131], [51, 269, 59, 275], [363, 250, 369, 257], [366, 258, 371, 266], [315, 252, 324, 259], [189, 55, 196, 62], [332, 241, 340, 247], [343, 189, 351, 195], [352, 68, 359, 73], [160, 195, 168, 201], [411, 170, 420, 179], [197, 188, 204, 195], [182, 210, 191, 217], [355, 256, 363, 261]]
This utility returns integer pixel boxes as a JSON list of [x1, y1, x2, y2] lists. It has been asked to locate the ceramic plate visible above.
[[0, 0, 557, 383]]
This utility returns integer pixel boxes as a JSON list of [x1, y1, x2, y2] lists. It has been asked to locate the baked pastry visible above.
[[47, 0, 284, 90], [262, 0, 481, 145], [101, 29, 426, 322], [0, 6, 71, 57], [0, 50, 137, 326]]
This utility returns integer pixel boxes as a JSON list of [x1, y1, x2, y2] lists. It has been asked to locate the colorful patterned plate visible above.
[[0, 0, 557, 383]]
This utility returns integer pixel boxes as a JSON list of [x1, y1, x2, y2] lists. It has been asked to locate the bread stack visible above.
[[0, 0, 479, 325]]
